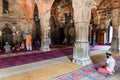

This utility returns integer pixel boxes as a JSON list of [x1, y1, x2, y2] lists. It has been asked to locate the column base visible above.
[[72, 57, 92, 66], [109, 48, 120, 53], [40, 38, 51, 52], [110, 38, 120, 53], [73, 41, 92, 66], [40, 46, 51, 52]]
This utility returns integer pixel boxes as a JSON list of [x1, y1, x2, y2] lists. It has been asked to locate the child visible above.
[[3, 42, 11, 54], [21, 41, 25, 50]]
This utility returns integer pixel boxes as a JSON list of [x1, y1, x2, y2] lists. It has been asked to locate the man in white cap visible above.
[[95, 51, 116, 75], [3, 42, 11, 53]]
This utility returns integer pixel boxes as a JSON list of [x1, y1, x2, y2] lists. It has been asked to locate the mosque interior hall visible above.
[[0, 0, 120, 80]]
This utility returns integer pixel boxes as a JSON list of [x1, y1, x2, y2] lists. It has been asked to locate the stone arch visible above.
[[32, 3, 41, 42], [15, 0, 35, 24], [15, 0, 35, 18], [50, 0, 74, 45], [51, 0, 73, 22], [13, 2, 25, 18], [34, 0, 54, 39], [14, 0, 36, 43]]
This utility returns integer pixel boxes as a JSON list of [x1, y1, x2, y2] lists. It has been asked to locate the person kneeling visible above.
[[95, 52, 115, 75]]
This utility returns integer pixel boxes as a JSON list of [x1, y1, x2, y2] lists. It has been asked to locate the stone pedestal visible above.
[[110, 37, 119, 52], [72, 41, 92, 66], [41, 38, 50, 52]]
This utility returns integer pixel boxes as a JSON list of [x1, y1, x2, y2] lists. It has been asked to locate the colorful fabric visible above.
[[25, 34, 32, 46], [98, 68, 111, 74]]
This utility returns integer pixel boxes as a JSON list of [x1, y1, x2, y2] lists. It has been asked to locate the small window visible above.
[[3, 0, 9, 14]]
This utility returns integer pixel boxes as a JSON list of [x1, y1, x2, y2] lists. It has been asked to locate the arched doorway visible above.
[[50, 0, 74, 45], [2, 25, 13, 47], [33, 4, 41, 42]]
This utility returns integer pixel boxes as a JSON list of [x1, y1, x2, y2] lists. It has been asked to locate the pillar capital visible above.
[[72, 0, 95, 22]]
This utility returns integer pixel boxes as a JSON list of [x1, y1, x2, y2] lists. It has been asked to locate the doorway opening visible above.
[[33, 4, 41, 42], [2, 0, 9, 14], [50, 0, 74, 45]]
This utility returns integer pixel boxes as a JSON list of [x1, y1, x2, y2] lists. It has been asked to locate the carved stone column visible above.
[[35, 0, 54, 52], [110, 9, 120, 52], [73, 23, 92, 66], [72, 0, 94, 66], [39, 12, 50, 52], [0, 0, 2, 15]]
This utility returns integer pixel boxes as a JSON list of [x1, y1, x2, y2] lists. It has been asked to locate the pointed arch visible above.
[[15, 0, 36, 23]]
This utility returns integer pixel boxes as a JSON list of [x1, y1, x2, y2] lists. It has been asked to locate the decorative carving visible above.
[[73, 0, 95, 22]]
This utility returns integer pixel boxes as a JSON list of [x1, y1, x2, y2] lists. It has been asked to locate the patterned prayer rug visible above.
[[53, 56, 120, 80]]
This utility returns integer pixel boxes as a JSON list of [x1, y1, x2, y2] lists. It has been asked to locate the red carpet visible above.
[[0, 48, 73, 69]]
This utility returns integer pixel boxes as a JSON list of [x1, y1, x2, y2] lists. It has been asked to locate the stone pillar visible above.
[[39, 12, 50, 52], [110, 9, 120, 52], [0, 0, 2, 15], [72, 0, 94, 66], [73, 23, 92, 66]]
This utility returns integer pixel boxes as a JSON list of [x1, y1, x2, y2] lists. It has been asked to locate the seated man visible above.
[[95, 52, 115, 75], [3, 42, 11, 54], [33, 40, 40, 50]]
